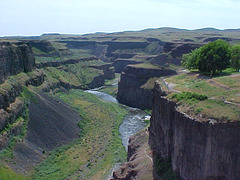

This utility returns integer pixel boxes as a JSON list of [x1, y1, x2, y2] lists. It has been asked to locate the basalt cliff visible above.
[[117, 64, 176, 109], [149, 82, 240, 180], [0, 41, 35, 83]]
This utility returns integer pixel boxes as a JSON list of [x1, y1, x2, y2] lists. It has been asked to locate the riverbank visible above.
[[32, 89, 128, 180]]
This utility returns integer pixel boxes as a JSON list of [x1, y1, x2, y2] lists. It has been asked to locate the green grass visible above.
[[32, 90, 128, 180], [97, 73, 120, 97], [0, 87, 31, 164], [62, 49, 93, 60], [35, 56, 62, 63], [0, 164, 27, 180], [42, 61, 103, 89], [32, 47, 56, 56], [166, 73, 240, 121], [99, 86, 118, 97], [141, 77, 160, 90], [171, 92, 208, 101], [131, 63, 162, 69]]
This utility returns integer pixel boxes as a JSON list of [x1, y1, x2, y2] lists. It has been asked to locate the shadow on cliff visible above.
[[9, 92, 81, 173]]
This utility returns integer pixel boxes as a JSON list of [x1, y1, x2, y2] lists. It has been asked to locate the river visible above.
[[85, 90, 147, 150], [85, 89, 149, 179]]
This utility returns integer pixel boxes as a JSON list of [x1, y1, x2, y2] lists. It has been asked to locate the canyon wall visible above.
[[117, 65, 176, 109], [113, 129, 153, 180], [0, 41, 36, 83], [113, 59, 143, 73], [149, 82, 240, 180], [28, 40, 55, 53]]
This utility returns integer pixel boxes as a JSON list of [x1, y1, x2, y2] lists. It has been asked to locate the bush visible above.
[[172, 92, 208, 101]]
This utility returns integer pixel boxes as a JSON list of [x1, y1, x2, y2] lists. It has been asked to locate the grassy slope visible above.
[[130, 63, 162, 69], [165, 70, 240, 122], [0, 88, 35, 180], [40, 60, 106, 89], [32, 89, 128, 180], [0, 165, 26, 180], [98, 74, 121, 97]]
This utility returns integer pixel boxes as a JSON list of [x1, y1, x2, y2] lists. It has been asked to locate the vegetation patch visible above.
[[171, 92, 208, 102], [32, 90, 128, 180], [141, 77, 159, 90], [131, 63, 162, 69], [166, 73, 240, 121], [0, 164, 26, 180], [43, 61, 103, 89], [154, 155, 177, 180]]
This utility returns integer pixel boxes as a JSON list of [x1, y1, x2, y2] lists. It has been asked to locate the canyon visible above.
[[0, 27, 240, 179]]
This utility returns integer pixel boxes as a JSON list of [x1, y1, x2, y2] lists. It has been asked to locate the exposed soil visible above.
[[8, 92, 81, 174]]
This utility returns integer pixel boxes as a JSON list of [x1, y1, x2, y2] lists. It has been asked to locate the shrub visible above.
[[172, 92, 208, 101]]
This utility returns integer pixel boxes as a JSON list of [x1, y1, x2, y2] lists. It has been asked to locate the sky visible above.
[[0, 0, 240, 36]]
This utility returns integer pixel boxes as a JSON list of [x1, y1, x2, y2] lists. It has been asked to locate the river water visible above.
[[85, 89, 148, 179], [85, 90, 147, 150]]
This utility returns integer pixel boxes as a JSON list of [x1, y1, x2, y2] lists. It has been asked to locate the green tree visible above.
[[182, 47, 201, 70], [198, 40, 231, 74], [231, 44, 240, 72], [182, 40, 231, 74]]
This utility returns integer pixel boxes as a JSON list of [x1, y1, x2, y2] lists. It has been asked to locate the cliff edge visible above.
[[117, 64, 176, 109], [149, 82, 240, 180]]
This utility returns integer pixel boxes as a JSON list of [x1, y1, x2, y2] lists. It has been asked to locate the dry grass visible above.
[[166, 73, 240, 122]]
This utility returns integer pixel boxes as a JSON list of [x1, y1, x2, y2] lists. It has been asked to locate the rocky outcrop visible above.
[[36, 57, 97, 68], [10, 92, 81, 172], [203, 37, 234, 42], [161, 42, 202, 65], [102, 41, 149, 53], [88, 74, 105, 89], [0, 97, 25, 132], [28, 40, 55, 53], [0, 41, 36, 83], [94, 44, 109, 62], [149, 82, 240, 180], [113, 59, 143, 73], [149, 54, 170, 66], [0, 70, 44, 111], [117, 65, 176, 109], [0, 70, 45, 150], [89, 63, 115, 79], [63, 41, 96, 49], [113, 129, 153, 180]]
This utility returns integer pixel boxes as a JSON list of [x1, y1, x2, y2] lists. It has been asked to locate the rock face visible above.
[[113, 59, 143, 73], [0, 41, 35, 83], [149, 82, 240, 180], [89, 63, 115, 79], [10, 92, 81, 172], [36, 57, 97, 68], [160, 42, 202, 65], [28, 40, 55, 53], [113, 129, 153, 180], [0, 70, 45, 150], [117, 65, 176, 109]]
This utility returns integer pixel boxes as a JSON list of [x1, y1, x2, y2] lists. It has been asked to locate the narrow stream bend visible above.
[[85, 90, 147, 150], [85, 89, 149, 179]]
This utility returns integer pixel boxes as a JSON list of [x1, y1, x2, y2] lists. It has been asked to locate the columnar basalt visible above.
[[117, 65, 176, 109], [0, 41, 36, 83], [149, 82, 240, 180]]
